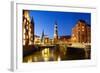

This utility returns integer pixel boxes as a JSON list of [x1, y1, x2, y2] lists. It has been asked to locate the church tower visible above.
[[41, 30, 45, 44], [53, 21, 58, 44]]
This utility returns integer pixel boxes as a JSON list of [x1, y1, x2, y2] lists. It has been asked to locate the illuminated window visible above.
[[26, 35, 28, 39], [82, 29, 84, 31], [23, 40, 25, 45], [82, 26, 85, 31], [23, 34, 25, 39], [82, 26, 84, 29], [24, 19, 26, 24], [26, 26, 28, 30], [27, 22, 29, 25], [72, 34, 74, 37], [29, 41, 32, 45], [23, 28, 25, 34]]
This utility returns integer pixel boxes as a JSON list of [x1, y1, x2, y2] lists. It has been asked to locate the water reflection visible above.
[[23, 46, 91, 62], [57, 56, 61, 61], [42, 48, 50, 61], [27, 56, 32, 62], [33, 56, 38, 62]]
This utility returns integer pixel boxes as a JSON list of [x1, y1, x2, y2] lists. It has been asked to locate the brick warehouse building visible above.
[[71, 20, 91, 43], [23, 10, 34, 46]]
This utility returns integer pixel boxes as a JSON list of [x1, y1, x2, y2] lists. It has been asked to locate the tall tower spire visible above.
[[41, 30, 45, 44], [54, 21, 58, 44]]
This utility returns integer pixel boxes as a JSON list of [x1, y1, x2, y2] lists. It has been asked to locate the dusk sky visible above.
[[29, 10, 91, 39]]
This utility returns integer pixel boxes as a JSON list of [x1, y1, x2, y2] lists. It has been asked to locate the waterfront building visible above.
[[23, 10, 34, 46], [59, 35, 71, 44], [71, 20, 91, 43], [44, 35, 50, 44], [34, 35, 41, 44]]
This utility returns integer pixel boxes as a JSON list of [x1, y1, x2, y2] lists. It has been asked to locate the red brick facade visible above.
[[71, 20, 91, 43]]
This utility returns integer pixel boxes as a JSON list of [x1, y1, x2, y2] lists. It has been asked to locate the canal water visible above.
[[23, 46, 91, 63]]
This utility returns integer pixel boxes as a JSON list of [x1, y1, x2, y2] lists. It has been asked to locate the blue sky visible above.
[[29, 10, 91, 39]]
